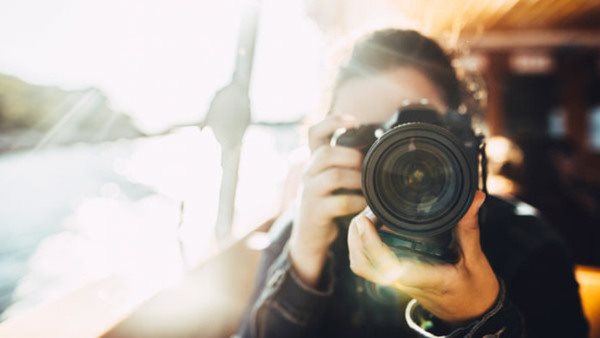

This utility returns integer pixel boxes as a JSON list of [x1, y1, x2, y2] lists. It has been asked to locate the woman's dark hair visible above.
[[332, 29, 461, 110]]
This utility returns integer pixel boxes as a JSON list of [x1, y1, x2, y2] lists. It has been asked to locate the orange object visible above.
[[576, 265, 600, 338]]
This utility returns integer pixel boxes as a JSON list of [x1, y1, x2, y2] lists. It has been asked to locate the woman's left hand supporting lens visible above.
[[347, 191, 500, 324]]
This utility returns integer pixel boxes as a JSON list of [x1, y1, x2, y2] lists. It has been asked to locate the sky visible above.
[[0, 0, 323, 133]]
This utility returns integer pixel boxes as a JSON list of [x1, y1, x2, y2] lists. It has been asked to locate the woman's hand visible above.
[[289, 115, 367, 287], [347, 191, 500, 324]]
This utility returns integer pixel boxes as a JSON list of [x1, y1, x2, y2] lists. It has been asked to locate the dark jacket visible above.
[[237, 196, 588, 337]]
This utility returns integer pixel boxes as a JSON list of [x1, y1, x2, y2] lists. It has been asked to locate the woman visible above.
[[237, 29, 587, 337]]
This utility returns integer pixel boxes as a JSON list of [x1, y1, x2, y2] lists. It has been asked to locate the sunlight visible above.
[[0, 0, 323, 133]]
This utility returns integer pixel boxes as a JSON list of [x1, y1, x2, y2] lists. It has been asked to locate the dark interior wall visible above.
[[486, 48, 600, 178], [503, 74, 558, 139], [482, 48, 600, 266]]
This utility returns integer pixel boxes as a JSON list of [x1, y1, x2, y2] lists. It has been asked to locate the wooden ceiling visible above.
[[480, 0, 600, 31], [391, 0, 600, 33], [307, 0, 600, 41]]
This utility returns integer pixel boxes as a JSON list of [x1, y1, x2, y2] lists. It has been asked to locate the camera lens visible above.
[[363, 123, 475, 236], [379, 142, 459, 223]]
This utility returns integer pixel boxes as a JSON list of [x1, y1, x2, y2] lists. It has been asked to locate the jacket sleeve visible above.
[[405, 279, 525, 337], [236, 216, 335, 338]]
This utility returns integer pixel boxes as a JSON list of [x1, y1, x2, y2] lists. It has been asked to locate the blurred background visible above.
[[0, 0, 599, 337]]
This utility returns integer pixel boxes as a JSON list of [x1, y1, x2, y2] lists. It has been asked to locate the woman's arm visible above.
[[238, 114, 364, 338], [236, 218, 336, 338]]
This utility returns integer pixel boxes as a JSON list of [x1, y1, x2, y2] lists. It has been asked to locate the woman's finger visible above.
[[361, 213, 456, 290], [320, 195, 367, 218], [308, 115, 357, 152], [350, 214, 410, 285], [305, 146, 363, 176], [306, 168, 362, 196], [348, 216, 389, 284], [455, 191, 486, 263], [356, 215, 413, 285]]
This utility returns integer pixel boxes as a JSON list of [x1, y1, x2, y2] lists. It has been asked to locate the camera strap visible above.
[[478, 134, 490, 225], [478, 134, 488, 195]]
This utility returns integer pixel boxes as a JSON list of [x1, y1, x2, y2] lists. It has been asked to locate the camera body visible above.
[[332, 104, 484, 263]]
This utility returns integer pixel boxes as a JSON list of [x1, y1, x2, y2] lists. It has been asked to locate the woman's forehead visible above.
[[330, 67, 448, 124]]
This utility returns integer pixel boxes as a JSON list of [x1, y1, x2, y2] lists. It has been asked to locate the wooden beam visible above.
[[485, 52, 510, 136], [462, 30, 600, 50], [556, 51, 589, 151]]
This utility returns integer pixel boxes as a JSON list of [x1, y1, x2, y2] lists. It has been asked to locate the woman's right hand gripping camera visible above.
[[288, 115, 366, 287]]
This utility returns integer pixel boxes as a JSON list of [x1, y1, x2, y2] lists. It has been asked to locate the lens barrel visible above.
[[362, 122, 477, 238]]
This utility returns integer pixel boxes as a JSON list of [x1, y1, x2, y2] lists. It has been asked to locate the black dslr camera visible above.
[[331, 104, 486, 264]]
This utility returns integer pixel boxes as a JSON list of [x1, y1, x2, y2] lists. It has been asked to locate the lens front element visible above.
[[379, 142, 459, 223], [363, 123, 475, 236]]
